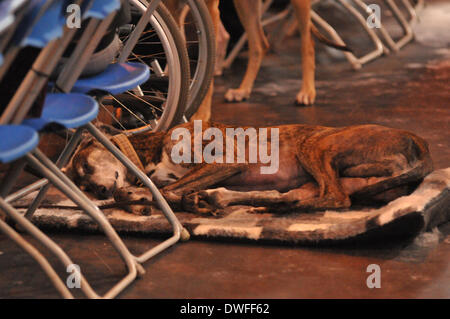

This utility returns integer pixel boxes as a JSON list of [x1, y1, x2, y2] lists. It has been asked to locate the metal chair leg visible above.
[[0, 197, 98, 298], [336, 0, 387, 64], [384, 0, 414, 50], [352, 0, 398, 52], [25, 152, 143, 299], [0, 211, 74, 299], [0, 159, 27, 197], [85, 122, 189, 263], [401, 0, 419, 23], [24, 129, 85, 219], [22, 121, 188, 265]]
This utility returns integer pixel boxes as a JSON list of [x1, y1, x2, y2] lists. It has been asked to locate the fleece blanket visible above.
[[13, 168, 450, 245]]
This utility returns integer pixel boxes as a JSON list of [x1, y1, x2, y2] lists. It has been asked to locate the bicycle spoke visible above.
[[111, 95, 150, 127], [126, 91, 164, 113]]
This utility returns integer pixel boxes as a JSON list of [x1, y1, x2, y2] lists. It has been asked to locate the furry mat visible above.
[[14, 168, 450, 244]]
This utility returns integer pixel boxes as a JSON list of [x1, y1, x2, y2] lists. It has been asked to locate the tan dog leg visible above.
[[225, 0, 269, 102], [190, 0, 220, 122], [215, 19, 230, 76], [191, 82, 213, 122], [185, 176, 393, 213], [291, 0, 316, 105]]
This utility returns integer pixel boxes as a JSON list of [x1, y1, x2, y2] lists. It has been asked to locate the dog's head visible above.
[[64, 138, 129, 199]]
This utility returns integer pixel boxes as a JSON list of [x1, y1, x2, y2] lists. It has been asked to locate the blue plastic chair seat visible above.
[[22, 93, 99, 131], [22, 0, 66, 48], [0, 125, 39, 163], [71, 62, 150, 95]]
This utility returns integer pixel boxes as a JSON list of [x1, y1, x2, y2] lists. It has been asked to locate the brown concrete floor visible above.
[[0, 1, 449, 299]]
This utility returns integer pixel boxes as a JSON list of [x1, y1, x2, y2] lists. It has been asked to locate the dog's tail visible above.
[[311, 23, 353, 52], [351, 134, 433, 199]]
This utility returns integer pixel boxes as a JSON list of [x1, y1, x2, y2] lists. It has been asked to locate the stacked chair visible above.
[[0, 0, 188, 299]]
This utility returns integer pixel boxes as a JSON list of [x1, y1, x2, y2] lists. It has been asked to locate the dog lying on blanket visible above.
[[64, 121, 433, 216]]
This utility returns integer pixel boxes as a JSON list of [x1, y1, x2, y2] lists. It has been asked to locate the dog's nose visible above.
[[97, 185, 113, 199]]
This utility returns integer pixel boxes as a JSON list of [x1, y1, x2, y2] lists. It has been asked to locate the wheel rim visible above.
[[107, 0, 184, 133]]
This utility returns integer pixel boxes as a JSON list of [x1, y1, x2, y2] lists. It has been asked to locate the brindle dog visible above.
[[65, 121, 433, 215]]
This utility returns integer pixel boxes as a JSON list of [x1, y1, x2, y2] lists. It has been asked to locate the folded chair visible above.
[[0, 1, 143, 298], [1, 0, 187, 298], [0, 121, 147, 298], [0, 0, 64, 82], [20, 0, 189, 262]]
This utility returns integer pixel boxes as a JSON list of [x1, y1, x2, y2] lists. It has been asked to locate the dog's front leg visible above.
[[162, 163, 246, 214], [225, 0, 269, 102], [291, 0, 316, 105], [185, 176, 392, 214], [185, 183, 319, 214]]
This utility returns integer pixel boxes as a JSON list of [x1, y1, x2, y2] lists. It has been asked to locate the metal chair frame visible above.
[[0, 0, 187, 299], [382, 0, 414, 50]]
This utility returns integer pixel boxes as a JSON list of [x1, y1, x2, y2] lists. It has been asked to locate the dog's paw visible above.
[[114, 186, 153, 216], [182, 191, 216, 215], [225, 88, 251, 102], [295, 88, 316, 106]]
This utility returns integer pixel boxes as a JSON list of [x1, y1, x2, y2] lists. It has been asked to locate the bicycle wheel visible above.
[[106, 0, 190, 133], [180, 0, 216, 119]]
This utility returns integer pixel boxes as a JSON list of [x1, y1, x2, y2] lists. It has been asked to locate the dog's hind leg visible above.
[[225, 0, 269, 102], [291, 0, 316, 105], [296, 145, 353, 210]]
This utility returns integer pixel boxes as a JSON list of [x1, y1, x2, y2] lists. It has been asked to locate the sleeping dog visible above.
[[65, 121, 433, 215]]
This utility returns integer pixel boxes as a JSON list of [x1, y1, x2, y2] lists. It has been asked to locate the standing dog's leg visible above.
[[225, 0, 269, 102], [215, 20, 230, 76], [191, 0, 220, 122], [291, 0, 316, 105]]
